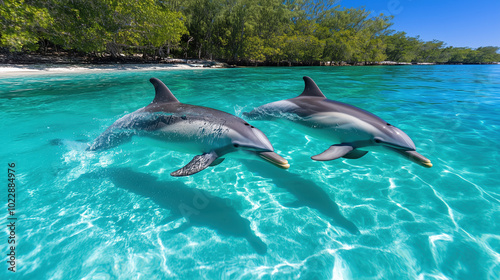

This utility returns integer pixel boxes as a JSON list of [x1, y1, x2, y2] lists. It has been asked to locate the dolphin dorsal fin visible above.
[[149, 78, 179, 103], [299, 76, 326, 98]]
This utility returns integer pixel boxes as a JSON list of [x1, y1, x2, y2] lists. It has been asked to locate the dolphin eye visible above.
[[233, 144, 239, 148], [386, 123, 392, 126], [374, 138, 382, 143]]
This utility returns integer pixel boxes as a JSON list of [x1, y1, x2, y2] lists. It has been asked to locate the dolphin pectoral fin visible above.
[[311, 145, 354, 161], [342, 149, 368, 159], [209, 158, 225, 166], [170, 152, 219, 177]]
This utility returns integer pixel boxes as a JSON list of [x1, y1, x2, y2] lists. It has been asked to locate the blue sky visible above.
[[340, 0, 500, 48]]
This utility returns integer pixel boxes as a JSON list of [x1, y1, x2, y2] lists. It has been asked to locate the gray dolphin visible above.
[[88, 78, 289, 176], [243, 76, 432, 168]]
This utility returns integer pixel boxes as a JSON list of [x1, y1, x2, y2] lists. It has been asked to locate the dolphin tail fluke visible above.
[[311, 144, 354, 161], [171, 151, 219, 177]]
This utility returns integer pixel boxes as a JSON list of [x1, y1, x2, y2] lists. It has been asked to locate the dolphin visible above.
[[243, 76, 432, 168], [88, 78, 290, 176]]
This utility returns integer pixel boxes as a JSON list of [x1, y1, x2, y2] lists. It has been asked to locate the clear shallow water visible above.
[[1, 65, 499, 279]]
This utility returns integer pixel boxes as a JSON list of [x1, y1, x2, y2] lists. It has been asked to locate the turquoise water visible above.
[[1, 65, 499, 279]]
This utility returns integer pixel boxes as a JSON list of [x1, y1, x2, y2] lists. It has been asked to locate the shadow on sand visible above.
[[83, 167, 267, 255], [242, 160, 360, 235]]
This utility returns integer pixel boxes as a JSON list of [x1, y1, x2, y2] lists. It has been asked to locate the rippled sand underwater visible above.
[[1, 65, 499, 279]]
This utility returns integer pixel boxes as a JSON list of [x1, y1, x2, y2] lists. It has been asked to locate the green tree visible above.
[[219, 0, 248, 62], [110, 0, 188, 58], [384, 32, 422, 62], [446, 47, 474, 63], [318, 7, 392, 64], [0, 0, 52, 51], [475, 46, 500, 63], [241, 0, 290, 63], [1, 0, 187, 57], [416, 40, 447, 63], [37, 0, 116, 54], [1, 0, 498, 65], [181, 0, 226, 59]]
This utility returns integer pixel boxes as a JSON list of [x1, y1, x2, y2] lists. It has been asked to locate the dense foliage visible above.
[[1, 0, 499, 64]]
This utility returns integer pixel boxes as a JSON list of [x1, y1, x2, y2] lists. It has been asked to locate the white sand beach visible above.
[[0, 61, 226, 76]]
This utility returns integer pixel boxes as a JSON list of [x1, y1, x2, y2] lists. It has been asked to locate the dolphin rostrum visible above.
[[243, 76, 432, 168], [88, 78, 290, 176]]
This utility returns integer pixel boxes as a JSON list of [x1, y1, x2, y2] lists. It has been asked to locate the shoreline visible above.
[[0, 61, 229, 76], [0, 53, 230, 75], [1, 59, 498, 76]]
